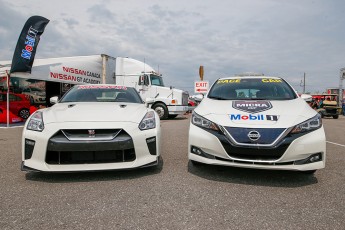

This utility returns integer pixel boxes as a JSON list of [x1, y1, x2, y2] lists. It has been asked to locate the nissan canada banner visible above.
[[10, 15, 49, 74]]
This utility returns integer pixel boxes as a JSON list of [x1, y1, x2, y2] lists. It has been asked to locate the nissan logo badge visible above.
[[88, 129, 96, 138], [248, 130, 260, 141]]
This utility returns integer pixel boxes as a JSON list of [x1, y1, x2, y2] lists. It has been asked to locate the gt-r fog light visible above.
[[146, 137, 157, 155], [24, 139, 35, 160]]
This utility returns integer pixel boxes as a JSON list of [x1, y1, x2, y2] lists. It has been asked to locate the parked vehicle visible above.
[[1, 55, 189, 119], [0, 106, 23, 123], [0, 92, 31, 119], [188, 75, 326, 174], [21, 84, 161, 172], [311, 94, 342, 119], [22, 87, 46, 105]]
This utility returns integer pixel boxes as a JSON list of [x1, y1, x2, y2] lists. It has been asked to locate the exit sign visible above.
[[194, 81, 209, 93]]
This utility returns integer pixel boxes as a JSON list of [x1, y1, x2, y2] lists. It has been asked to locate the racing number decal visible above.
[[217, 79, 241, 84], [262, 79, 282, 83]]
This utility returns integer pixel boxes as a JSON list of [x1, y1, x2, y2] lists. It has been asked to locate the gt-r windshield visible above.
[[208, 78, 297, 100], [60, 85, 143, 103]]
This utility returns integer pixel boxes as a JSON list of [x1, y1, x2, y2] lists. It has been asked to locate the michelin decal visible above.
[[232, 100, 272, 113]]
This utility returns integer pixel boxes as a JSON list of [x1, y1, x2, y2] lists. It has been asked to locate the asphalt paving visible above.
[[0, 114, 344, 230]]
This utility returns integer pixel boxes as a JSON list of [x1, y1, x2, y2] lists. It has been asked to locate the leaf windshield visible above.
[[60, 85, 143, 103], [208, 78, 297, 101]]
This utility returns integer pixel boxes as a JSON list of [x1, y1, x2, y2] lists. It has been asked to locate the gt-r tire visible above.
[[301, 170, 317, 175], [333, 115, 339, 119], [152, 103, 168, 120], [168, 115, 178, 119], [190, 160, 203, 166], [19, 109, 30, 119]]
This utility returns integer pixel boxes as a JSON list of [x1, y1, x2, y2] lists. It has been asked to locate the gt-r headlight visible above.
[[290, 113, 322, 134], [139, 111, 156, 130], [192, 111, 219, 131], [26, 111, 44, 132]]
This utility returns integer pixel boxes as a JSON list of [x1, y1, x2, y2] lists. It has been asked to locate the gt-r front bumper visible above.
[[22, 121, 161, 172], [188, 123, 326, 171]]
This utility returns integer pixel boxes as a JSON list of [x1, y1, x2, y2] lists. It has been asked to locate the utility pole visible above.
[[339, 68, 345, 106], [300, 72, 306, 93], [303, 72, 306, 93]]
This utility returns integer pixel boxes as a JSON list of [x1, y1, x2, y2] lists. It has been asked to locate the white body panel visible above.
[[188, 76, 326, 172], [22, 101, 161, 172]]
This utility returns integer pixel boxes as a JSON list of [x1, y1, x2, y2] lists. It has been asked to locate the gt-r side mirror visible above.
[[50, 96, 59, 104], [300, 94, 312, 102]]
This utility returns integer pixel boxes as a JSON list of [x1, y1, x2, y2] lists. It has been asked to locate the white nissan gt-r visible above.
[[22, 84, 161, 172], [188, 75, 326, 174]]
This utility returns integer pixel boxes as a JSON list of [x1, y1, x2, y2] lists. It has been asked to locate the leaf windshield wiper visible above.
[[208, 96, 228, 100]]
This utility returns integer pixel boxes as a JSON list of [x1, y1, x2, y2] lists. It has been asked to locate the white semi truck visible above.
[[0, 54, 189, 119]]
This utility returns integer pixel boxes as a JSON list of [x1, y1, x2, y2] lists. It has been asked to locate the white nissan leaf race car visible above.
[[188, 75, 326, 174], [22, 84, 161, 172]]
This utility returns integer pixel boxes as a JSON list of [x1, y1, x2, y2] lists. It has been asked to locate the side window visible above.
[[9, 94, 20, 102], [138, 75, 144, 85], [144, 75, 149, 86]]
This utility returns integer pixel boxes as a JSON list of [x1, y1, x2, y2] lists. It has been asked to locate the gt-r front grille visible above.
[[46, 149, 135, 164], [61, 129, 122, 141], [45, 129, 136, 164]]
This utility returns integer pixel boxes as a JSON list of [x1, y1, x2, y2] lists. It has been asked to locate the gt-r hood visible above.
[[195, 98, 317, 128], [42, 102, 148, 124]]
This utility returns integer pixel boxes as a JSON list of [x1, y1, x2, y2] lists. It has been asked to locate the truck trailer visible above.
[[0, 54, 189, 119]]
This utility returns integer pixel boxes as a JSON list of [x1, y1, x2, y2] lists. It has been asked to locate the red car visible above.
[[0, 92, 31, 119]]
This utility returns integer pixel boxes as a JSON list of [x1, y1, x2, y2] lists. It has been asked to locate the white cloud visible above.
[[1, 0, 345, 93]]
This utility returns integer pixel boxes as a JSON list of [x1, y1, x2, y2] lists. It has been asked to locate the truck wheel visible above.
[[152, 103, 168, 120], [333, 115, 339, 119], [19, 109, 30, 119]]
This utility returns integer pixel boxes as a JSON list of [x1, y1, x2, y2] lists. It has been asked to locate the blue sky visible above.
[[1, 0, 345, 94]]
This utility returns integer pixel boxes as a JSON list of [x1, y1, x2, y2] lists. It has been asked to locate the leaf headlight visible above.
[[26, 111, 44, 132], [139, 111, 156, 130], [192, 111, 219, 131], [290, 113, 322, 134]]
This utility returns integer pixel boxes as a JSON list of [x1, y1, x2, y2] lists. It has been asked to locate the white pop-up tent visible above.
[[0, 65, 11, 127]]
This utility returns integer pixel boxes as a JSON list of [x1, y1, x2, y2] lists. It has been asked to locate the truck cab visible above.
[[115, 57, 189, 119]]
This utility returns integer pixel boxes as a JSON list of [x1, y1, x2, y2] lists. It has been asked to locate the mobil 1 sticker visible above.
[[229, 114, 279, 121], [232, 100, 272, 113]]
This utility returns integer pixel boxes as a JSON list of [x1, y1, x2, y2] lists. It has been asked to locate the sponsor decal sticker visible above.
[[262, 78, 282, 83], [229, 114, 279, 121], [232, 100, 272, 113], [217, 79, 241, 84], [78, 85, 127, 90]]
